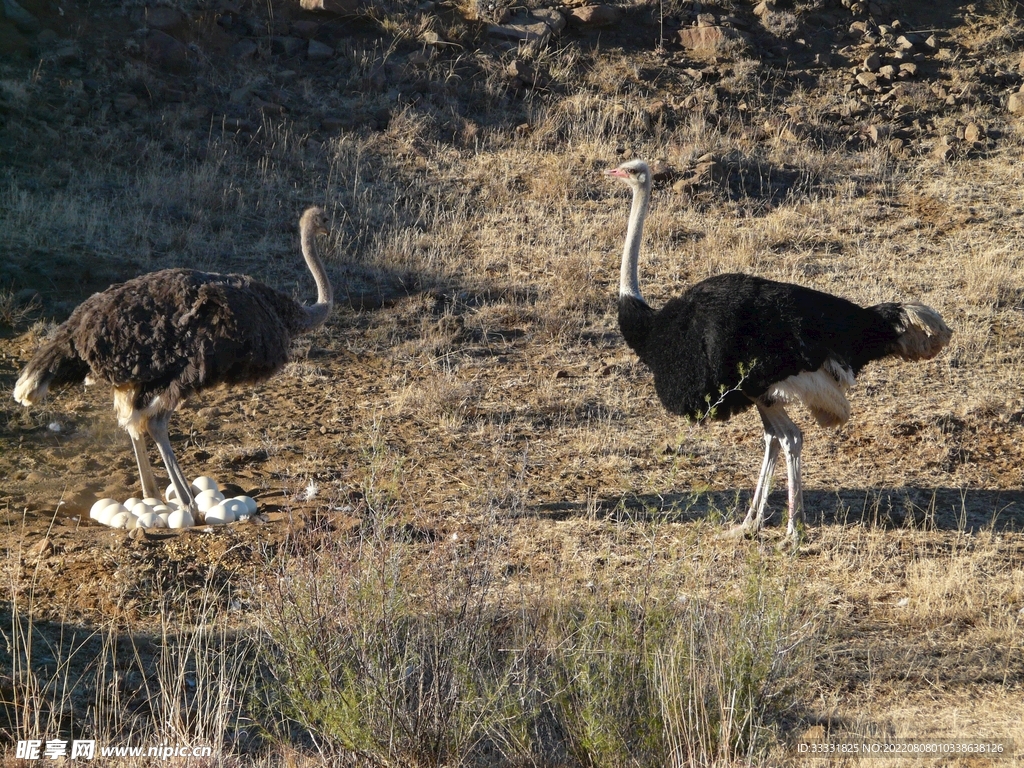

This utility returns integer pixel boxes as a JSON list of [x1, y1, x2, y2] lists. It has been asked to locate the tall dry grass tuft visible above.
[[257, 442, 817, 767]]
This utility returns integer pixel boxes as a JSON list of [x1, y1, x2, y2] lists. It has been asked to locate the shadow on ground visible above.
[[532, 486, 1024, 533]]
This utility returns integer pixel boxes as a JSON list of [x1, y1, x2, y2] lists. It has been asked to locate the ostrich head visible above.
[[300, 207, 330, 237], [604, 159, 651, 189]]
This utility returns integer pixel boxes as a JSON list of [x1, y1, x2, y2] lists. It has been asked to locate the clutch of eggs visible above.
[[88, 475, 258, 529]]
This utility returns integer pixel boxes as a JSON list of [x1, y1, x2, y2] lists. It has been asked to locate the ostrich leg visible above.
[[722, 403, 781, 540], [761, 404, 804, 546], [146, 415, 196, 511], [129, 434, 163, 500]]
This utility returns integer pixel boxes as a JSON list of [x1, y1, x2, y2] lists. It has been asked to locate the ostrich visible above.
[[605, 160, 951, 543], [13, 207, 333, 513]]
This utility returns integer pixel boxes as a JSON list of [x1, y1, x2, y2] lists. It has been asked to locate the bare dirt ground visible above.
[[2, 0, 1024, 763]]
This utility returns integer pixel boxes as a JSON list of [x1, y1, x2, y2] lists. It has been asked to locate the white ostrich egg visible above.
[[123, 497, 142, 510], [204, 502, 235, 525], [130, 501, 155, 517], [108, 511, 131, 529], [222, 498, 247, 519], [90, 498, 119, 520], [142, 497, 162, 507], [165, 484, 179, 503], [96, 502, 127, 526], [192, 476, 220, 494], [135, 511, 159, 529], [195, 489, 225, 512], [167, 509, 195, 529], [233, 495, 258, 515], [152, 504, 172, 515], [157, 511, 172, 526]]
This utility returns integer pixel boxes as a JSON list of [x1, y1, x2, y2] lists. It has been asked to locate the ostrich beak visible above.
[[604, 168, 629, 179]]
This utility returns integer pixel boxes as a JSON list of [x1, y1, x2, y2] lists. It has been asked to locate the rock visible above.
[[677, 25, 746, 54], [863, 52, 881, 71], [898, 62, 917, 77], [924, 34, 938, 52], [2, 0, 39, 33], [894, 34, 918, 52], [271, 35, 303, 56], [932, 134, 956, 161], [506, 58, 535, 84], [113, 92, 139, 113], [146, 7, 184, 32], [307, 39, 334, 60], [299, 0, 361, 14], [487, 17, 551, 46], [291, 20, 319, 37], [696, 12, 716, 27], [855, 71, 879, 90], [407, 50, 430, 67], [143, 30, 189, 71], [861, 124, 889, 143], [753, 1, 775, 17], [230, 38, 258, 59], [964, 122, 983, 143], [878, 64, 897, 79], [568, 5, 621, 27], [1008, 92, 1024, 114], [532, 7, 565, 33]]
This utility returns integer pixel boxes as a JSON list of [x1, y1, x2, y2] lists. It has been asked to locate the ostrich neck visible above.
[[297, 223, 333, 333], [620, 181, 650, 303]]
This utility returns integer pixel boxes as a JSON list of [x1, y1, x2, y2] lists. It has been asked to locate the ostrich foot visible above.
[[718, 522, 757, 541]]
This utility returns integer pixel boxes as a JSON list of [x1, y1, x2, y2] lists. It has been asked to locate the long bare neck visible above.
[[296, 220, 333, 333], [620, 179, 651, 303]]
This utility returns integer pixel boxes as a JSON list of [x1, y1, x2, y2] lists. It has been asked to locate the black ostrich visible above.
[[13, 207, 333, 513], [605, 160, 951, 543]]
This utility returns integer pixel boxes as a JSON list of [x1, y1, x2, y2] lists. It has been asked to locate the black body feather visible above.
[[619, 273, 905, 421]]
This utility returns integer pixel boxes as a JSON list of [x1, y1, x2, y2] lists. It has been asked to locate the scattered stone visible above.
[[143, 30, 189, 71], [1008, 92, 1024, 114], [567, 5, 621, 27], [299, 0, 361, 14], [146, 7, 184, 32], [898, 62, 917, 77], [307, 39, 334, 60], [887, 137, 906, 156], [532, 7, 565, 33], [878, 64, 897, 79], [855, 71, 879, 90], [861, 124, 889, 144], [408, 50, 430, 67], [229, 84, 253, 103], [696, 12, 716, 27], [113, 93, 139, 113], [964, 122, 983, 143], [932, 134, 956, 161], [230, 38, 258, 59], [677, 25, 746, 54], [487, 14, 553, 46], [753, 0, 775, 17], [506, 58, 536, 85], [271, 35, 303, 57], [863, 52, 881, 72], [894, 34, 918, 52], [291, 20, 319, 37]]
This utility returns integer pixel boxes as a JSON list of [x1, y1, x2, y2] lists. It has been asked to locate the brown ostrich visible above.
[[13, 207, 333, 513]]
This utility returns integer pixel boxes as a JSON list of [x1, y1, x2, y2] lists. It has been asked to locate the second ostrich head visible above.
[[605, 159, 653, 302], [604, 159, 652, 190]]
